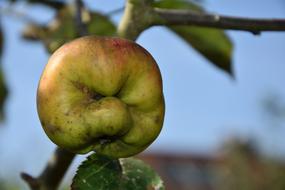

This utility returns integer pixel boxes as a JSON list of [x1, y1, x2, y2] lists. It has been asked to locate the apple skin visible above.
[[37, 36, 165, 158]]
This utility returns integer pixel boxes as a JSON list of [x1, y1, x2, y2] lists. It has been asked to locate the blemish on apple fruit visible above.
[[47, 124, 62, 135]]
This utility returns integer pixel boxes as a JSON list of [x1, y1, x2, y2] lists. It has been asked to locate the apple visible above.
[[37, 36, 165, 158]]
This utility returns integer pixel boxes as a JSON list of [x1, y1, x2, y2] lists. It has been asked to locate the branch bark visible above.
[[118, 0, 154, 40], [73, 0, 88, 36], [21, 148, 75, 190], [153, 8, 285, 34]]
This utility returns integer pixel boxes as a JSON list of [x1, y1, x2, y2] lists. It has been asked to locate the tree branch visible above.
[[0, 6, 39, 24], [106, 6, 125, 17], [73, 0, 88, 36], [154, 8, 285, 34], [118, 0, 154, 40], [21, 148, 75, 190]]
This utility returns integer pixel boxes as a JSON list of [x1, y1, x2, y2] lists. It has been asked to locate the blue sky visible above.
[[0, 0, 285, 187]]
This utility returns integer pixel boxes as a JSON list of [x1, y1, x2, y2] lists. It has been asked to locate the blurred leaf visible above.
[[0, 24, 8, 121], [0, 68, 8, 121], [154, 0, 202, 10], [8, 0, 65, 9], [173, 26, 233, 74], [0, 180, 21, 190], [85, 11, 117, 36], [0, 24, 3, 56], [26, 0, 65, 9], [22, 24, 46, 41], [71, 153, 164, 190], [22, 6, 116, 53], [153, 0, 233, 75]]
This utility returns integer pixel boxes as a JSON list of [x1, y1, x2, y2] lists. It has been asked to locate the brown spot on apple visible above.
[[46, 124, 62, 135]]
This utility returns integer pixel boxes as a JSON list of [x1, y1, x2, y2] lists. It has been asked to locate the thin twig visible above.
[[154, 8, 285, 34], [0, 6, 39, 24], [73, 0, 88, 36], [106, 6, 125, 17], [21, 148, 75, 190]]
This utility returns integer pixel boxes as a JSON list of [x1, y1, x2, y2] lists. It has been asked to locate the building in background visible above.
[[139, 140, 285, 190], [139, 153, 219, 190]]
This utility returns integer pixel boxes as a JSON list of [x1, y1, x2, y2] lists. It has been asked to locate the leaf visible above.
[[22, 6, 116, 53], [153, 0, 233, 75], [26, 0, 65, 9], [173, 26, 233, 74], [119, 158, 164, 190], [0, 68, 8, 121], [0, 24, 8, 121], [9, 0, 65, 9], [153, 0, 202, 11], [71, 153, 164, 190]]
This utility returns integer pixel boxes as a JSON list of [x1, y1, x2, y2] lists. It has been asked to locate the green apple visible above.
[[37, 36, 165, 158]]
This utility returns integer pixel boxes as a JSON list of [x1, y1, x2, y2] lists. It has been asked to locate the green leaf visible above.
[[153, 0, 202, 11], [153, 0, 233, 75], [0, 24, 8, 121], [71, 153, 164, 190], [22, 6, 116, 53], [27, 0, 65, 9], [9, 0, 65, 9], [0, 68, 8, 121]]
